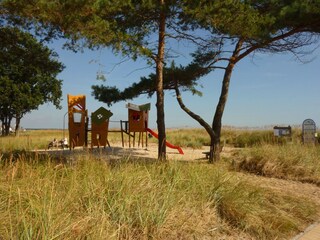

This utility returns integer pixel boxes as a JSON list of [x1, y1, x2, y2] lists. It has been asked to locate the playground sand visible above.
[[40, 142, 236, 163]]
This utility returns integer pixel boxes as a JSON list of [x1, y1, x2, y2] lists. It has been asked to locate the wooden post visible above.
[[120, 120, 124, 147]]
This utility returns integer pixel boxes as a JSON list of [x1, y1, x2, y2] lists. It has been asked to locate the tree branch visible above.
[[174, 83, 215, 139], [236, 27, 304, 63]]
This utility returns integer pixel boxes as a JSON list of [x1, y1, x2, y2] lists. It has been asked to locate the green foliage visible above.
[[1, 0, 185, 55], [92, 61, 209, 106], [184, 0, 320, 40], [184, 0, 273, 39], [271, 0, 320, 32], [0, 26, 64, 134]]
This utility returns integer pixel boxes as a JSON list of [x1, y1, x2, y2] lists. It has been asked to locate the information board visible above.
[[302, 119, 316, 144]]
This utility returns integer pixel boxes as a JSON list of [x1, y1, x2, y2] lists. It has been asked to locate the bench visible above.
[[203, 151, 210, 159]]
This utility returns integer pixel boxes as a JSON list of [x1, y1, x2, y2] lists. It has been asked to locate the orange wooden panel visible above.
[[128, 109, 148, 132], [67, 94, 87, 148], [91, 120, 109, 147]]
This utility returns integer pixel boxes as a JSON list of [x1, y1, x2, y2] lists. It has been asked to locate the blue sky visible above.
[[21, 40, 320, 130]]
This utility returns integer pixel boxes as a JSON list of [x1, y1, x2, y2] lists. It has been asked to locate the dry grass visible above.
[[0, 127, 304, 151], [0, 129, 320, 239], [231, 144, 320, 185], [0, 153, 318, 239], [0, 130, 65, 151], [160, 127, 303, 149]]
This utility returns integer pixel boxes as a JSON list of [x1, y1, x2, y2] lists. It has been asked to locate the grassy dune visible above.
[[231, 144, 320, 185], [0, 156, 317, 239], [0, 129, 319, 239], [0, 130, 66, 151]]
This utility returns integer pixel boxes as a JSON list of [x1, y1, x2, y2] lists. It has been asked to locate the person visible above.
[[61, 138, 68, 149], [48, 138, 58, 149]]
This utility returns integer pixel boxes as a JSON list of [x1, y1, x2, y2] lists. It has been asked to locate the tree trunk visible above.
[[3, 116, 12, 136], [155, 0, 166, 160], [174, 85, 216, 162], [15, 116, 21, 137], [0, 117, 4, 136], [211, 39, 243, 162], [210, 131, 221, 163]]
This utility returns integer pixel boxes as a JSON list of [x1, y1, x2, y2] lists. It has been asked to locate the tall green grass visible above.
[[0, 153, 317, 239]]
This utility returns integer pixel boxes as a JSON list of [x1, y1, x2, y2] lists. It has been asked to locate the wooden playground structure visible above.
[[120, 103, 150, 148], [67, 94, 183, 154], [67, 94, 88, 149]]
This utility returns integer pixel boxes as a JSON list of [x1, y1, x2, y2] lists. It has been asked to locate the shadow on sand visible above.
[[32, 146, 163, 166]]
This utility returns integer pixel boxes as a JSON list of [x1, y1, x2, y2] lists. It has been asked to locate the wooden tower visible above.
[[67, 94, 87, 149], [126, 103, 150, 147]]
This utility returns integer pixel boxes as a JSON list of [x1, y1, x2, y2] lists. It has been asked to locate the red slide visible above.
[[146, 128, 184, 155]]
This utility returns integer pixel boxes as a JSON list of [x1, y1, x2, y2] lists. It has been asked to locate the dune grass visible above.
[[0, 152, 318, 239], [165, 128, 210, 149], [231, 143, 320, 185], [164, 127, 303, 149], [1, 128, 320, 239], [0, 127, 305, 151], [0, 130, 66, 151]]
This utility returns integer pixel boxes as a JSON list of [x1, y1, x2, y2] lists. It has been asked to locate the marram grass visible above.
[[0, 153, 317, 239], [0, 129, 319, 239], [0, 130, 64, 151], [231, 143, 320, 185], [0, 127, 304, 151]]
